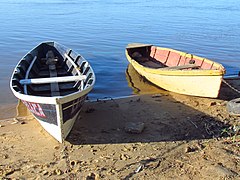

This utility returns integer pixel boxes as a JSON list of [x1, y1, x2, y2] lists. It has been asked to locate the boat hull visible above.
[[134, 67, 222, 97], [20, 93, 87, 142]]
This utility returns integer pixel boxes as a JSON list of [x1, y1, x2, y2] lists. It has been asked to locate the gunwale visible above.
[[126, 44, 225, 76]]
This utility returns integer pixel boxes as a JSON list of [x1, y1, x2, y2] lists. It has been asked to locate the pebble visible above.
[[192, 101, 199, 106], [86, 172, 100, 180], [152, 94, 162, 98], [209, 101, 217, 106], [54, 145, 60, 150], [54, 169, 63, 175], [11, 121, 18, 125], [3, 154, 9, 159], [185, 146, 197, 153], [120, 153, 130, 160], [124, 122, 145, 134], [70, 160, 77, 167], [42, 170, 48, 175]]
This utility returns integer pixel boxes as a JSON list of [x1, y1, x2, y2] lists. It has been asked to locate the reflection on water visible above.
[[0, 100, 30, 120], [0, 0, 240, 107], [16, 100, 31, 117], [125, 64, 168, 95]]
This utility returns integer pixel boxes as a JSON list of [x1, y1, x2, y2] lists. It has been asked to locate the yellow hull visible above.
[[125, 45, 225, 98], [133, 66, 222, 97]]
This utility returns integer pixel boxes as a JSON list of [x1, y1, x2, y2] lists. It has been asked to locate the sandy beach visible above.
[[0, 77, 240, 179]]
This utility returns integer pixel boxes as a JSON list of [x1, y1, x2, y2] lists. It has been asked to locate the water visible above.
[[0, 0, 240, 106]]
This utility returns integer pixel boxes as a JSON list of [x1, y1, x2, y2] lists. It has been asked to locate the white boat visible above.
[[10, 42, 95, 142]]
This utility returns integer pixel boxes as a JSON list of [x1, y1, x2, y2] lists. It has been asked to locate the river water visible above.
[[0, 0, 240, 106]]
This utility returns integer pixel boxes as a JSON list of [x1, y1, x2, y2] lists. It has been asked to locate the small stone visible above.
[[91, 149, 97, 152], [54, 169, 63, 175], [185, 146, 197, 153], [54, 146, 60, 150], [11, 121, 18, 124], [70, 160, 77, 167], [86, 172, 99, 180], [120, 154, 130, 160], [152, 94, 162, 98], [4, 168, 15, 176], [209, 101, 217, 106], [3, 154, 9, 159], [42, 170, 48, 175], [233, 125, 240, 134], [192, 101, 199, 106], [125, 122, 145, 134]]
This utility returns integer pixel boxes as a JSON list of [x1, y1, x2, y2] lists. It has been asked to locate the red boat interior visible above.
[[128, 45, 222, 70]]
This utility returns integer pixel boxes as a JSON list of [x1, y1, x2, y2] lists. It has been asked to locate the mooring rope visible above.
[[222, 78, 240, 94]]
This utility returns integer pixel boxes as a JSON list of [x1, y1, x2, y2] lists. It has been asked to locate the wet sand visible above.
[[0, 77, 240, 179]]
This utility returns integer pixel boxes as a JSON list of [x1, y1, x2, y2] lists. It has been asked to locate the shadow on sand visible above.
[[67, 64, 233, 145]]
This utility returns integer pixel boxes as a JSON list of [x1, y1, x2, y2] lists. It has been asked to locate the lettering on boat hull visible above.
[[22, 100, 58, 125]]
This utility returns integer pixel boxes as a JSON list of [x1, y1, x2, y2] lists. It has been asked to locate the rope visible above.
[[222, 79, 240, 94]]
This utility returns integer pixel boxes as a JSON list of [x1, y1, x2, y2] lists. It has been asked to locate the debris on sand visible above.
[[124, 122, 145, 134]]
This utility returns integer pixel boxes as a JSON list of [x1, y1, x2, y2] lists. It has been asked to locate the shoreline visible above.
[[0, 79, 240, 179]]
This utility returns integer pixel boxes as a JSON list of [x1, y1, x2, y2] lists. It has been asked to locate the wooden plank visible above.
[[20, 75, 87, 85], [68, 55, 80, 74], [141, 61, 165, 68], [163, 64, 200, 70], [31, 83, 75, 92], [64, 53, 85, 90], [126, 43, 152, 49], [49, 64, 60, 96], [38, 69, 69, 77], [64, 53, 81, 75]]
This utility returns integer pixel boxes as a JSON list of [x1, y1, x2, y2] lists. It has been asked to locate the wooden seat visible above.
[[30, 83, 76, 92], [141, 61, 165, 68], [163, 64, 200, 70]]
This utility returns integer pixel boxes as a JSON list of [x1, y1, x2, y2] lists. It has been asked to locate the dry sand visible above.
[[0, 73, 240, 179]]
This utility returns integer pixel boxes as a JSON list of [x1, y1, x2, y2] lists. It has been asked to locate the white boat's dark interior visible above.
[[11, 42, 94, 97]]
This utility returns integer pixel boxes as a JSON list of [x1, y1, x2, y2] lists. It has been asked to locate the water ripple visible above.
[[0, 0, 240, 104]]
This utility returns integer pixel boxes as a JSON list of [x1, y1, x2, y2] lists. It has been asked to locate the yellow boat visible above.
[[125, 43, 226, 98]]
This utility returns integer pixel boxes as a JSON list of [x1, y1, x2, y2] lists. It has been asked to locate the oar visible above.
[[20, 75, 87, 85]]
